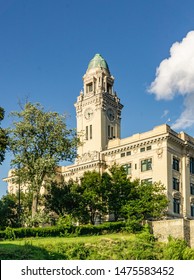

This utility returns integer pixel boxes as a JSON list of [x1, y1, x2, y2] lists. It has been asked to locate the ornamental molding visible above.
[[172, 191, 181, 199], [76, 151, 99, 164], [190, 197, 194, 203]]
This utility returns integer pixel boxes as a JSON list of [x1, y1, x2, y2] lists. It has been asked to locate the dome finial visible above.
[[87, 54, 110, 72]]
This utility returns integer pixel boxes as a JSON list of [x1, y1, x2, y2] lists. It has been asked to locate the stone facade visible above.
[[150, 219, 194, 248], [3, 54, 194, 220]]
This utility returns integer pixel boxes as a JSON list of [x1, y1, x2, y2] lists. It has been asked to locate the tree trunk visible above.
[[31, 192, 39, 218]]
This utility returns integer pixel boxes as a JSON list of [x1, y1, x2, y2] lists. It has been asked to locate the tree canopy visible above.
[[44, 165, 168, 228], [7, 102, 79, 217]]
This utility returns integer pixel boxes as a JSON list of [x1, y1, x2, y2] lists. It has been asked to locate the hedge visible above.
[[0, 221, 126, 240]]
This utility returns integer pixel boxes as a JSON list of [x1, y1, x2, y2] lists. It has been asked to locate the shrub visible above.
[[0, 221, 125, 240]]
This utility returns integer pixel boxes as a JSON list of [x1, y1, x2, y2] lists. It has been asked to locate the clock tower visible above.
[[75, 54, 123, 162]]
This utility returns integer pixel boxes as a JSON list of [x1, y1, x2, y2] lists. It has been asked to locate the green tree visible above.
[[45, 179, 82, 221], [79, 171, 107, 224], [0, 107, 8, 164], [0, 194, 18, 229], [103, 164, 132, 221], [123, 180, 168, 231], [7, 102, 79, 217]]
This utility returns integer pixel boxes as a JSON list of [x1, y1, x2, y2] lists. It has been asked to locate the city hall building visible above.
[[4, 54, 194, 220]]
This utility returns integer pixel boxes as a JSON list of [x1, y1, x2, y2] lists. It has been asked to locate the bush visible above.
[[0, 221, 125, 240], [163, 236, 187, 259]]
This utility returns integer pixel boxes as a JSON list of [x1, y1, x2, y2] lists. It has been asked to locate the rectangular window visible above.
[[141, 158, 152, 172], [107, 83, 112, 94], [108, 125, 110, 138], [86, 83, 93, 93], [126, 151, 131, 156], [141, 178, 152, 184], [147, 146, 152, 151], [190, 183, 194, 195], [173, 177, 180, 191], [190, 157, 194, 174], [173, 198, 180, 214], [85, 126, 88, 140], [173, 157, 180, 171], [111, 127, 114, 138], [121, 152, 125, 158], [123, 163, 132, 175], [140, 147, 145, 152], [90, 125, 92, 139], [191, 204, 194, 217]]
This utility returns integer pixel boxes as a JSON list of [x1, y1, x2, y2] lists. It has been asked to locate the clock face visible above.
[[107, 108, 115, 121], [84, 108, 94, 120]]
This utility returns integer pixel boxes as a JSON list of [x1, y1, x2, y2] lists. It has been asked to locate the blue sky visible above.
[[1, 0, 194, 197]]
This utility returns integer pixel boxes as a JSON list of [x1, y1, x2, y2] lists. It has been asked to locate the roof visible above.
[[87, 54, 110, 72]]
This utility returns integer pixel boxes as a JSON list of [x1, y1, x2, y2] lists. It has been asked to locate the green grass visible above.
[[1, 232, 194, 260], [0, 233, 136, 260]]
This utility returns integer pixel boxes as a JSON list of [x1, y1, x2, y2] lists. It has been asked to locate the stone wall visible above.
[[150, 219, 194, 248]]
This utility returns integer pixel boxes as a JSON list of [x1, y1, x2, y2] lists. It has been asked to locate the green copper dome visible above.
[[87, 54, 110, 72]]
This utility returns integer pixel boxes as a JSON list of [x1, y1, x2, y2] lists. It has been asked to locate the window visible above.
[[123, 163, 132, 175], [140, 146, 151, 152], [190, 157, 194, 174], [86, 83, 93, 93], [90, 125, 92, 139], [141, 178, 152, 184], [107, 83, 112, 94], [173, 177, 180, 191], [85, 126, 88, 140], [141, 158, 152, 172], [191, 204, 194, 217], [108, 125, 110, 138], [126, 151, 131, 156], [173, 157, 180, 171], [121, 153, 125, 158], [111, 127, 114, 138], [108, 125, 114, 139], [173, 198, 180, 214], [190, 183, 194, 195]]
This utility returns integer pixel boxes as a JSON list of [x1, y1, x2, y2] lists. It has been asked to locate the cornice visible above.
[[62, 160, 106, 177], [102, 135, 168, 156]]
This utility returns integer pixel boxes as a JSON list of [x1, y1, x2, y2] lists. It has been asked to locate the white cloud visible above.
[[148, 31, 194, 130]]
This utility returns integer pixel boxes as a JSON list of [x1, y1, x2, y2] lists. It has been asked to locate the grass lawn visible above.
[[0, 233, 136, 260]]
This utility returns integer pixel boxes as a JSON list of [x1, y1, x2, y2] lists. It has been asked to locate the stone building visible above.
[[4, 54, 194, 220]]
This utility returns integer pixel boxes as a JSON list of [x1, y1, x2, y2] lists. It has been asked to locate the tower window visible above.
[[86, 83, 93, 93], [107, 83, 112, 94], [85, 126, 88, 140], [108, 125, 110, 138], [90, 125, 92, 139], [111, 127, 114, 138], [108, 125, 114, 139]]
